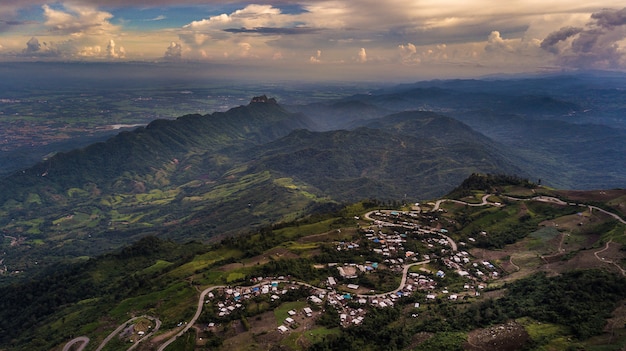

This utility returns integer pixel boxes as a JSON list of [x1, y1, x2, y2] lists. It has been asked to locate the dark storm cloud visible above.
[[541, 7, 626, 68], [24, 37, 41, 53], [591, 7, 626, 28], [540, 26, 582, 53]]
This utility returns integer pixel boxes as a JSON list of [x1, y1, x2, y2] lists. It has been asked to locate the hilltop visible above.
[[0, 174, 624, 351]]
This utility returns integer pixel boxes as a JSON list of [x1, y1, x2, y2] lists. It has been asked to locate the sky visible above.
[[1, 1, 626, 81]]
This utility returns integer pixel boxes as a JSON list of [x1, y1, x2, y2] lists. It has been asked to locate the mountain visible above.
[[0, 99, 521, 278], [0, 99, 313, 204], [246, 111, 522, 200], [286, 100, 391, 131], [289, 74, 626, 190]]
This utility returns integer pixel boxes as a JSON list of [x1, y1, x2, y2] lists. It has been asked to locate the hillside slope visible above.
[[0, 101, 520, 278]]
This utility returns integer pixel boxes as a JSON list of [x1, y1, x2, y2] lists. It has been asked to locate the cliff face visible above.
[[250, 95, 278, 104]]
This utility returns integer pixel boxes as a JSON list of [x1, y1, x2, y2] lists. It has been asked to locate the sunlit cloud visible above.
[[1, 1, 626, 79]]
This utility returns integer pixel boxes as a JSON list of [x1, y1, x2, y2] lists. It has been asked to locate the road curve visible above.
[[95, 315, 159, 351], [62, 336, 89, 351], [128, 316, 161, 351], [364, 210, 458, 251], [432, 194, 494, 211], [356, 260, 431, 299], [505, 195, 626, 224], [157, 285, 225, 351]]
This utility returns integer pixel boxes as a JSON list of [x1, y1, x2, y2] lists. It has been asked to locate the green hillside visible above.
[[0, 101, 520, 277], [1, 175, 624, 351]]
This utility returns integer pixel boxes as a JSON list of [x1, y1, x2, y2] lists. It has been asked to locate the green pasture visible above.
[[165, 248, 243, 279], [274, 301, 308, 322]]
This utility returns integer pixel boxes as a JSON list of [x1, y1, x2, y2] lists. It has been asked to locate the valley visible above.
[[0, 72, 625, 351]]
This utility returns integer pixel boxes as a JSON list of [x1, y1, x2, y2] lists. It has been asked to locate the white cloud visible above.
[[485, 31, 513, 52], [147, 15, 166, 21], [310, 49, 321, 63], [110, 39, 125, 58], [3, 1, 626, 78], [357, 47, 367, 63], [42, 4, 118, 36], [183, 4, 283, 31]]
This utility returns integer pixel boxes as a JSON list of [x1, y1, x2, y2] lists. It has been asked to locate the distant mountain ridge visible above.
[[2, 73, 625, 280], [0, 101, 313, 204], [288, 74, 626, 190], [0, 97, 522, 274]]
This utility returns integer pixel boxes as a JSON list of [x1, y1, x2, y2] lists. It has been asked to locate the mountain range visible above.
[[1, 74, 625, 278], [0, 73, 625, 351]]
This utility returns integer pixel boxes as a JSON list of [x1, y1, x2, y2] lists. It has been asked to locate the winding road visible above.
[[431, 194, 497, 211], [355, 260, 431, 299], [62, 336, 89, 351], [505, 195, 626, 225], [63, 315, 160, 351], [594, 239, 626, 276], [157, 285, 224, 351]]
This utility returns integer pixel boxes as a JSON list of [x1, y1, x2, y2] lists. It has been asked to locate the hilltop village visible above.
[[52, 188, 626, 351], [197, 202, 502, 338]]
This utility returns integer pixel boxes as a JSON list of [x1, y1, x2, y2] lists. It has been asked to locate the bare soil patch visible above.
[[464, 320, 530, 351], [298, 227, 358, 243], [554, 189, 626, 203], [552, 189, 626, 217], [218, 248, 298, 271], [540, 245, 625, 276]]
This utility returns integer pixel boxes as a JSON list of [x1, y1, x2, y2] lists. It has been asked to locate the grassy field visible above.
[[274, 301, 308, 322]]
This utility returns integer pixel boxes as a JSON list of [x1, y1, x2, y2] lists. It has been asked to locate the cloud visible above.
[[20, 36, 64, 57], [357, 47, 367, 63], [540, 26, 583, 53], [223, 27, 320, 35], [485, 31, 513, 52], [309, 49, 321, 63], [164, 41, 182, 60], [183, 5, 284, 31], [238, 42, 253, 57], [147, 15, 166, 21], [541, 7, 626, 69], [25, 37, 41, 53], [591, 7, 626, 28], [106, 39, 125, 58], [42, 4, 118, 36], [398, 42, 451, 64], [398, 43, 419, 63], [10, 4, 128, 60]]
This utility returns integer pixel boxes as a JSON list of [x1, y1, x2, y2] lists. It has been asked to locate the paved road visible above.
[[432, 194, 495, 211], [356, 260, 431, 299], [594, 239, 626, 276], [505, 195, 626, 224], [62, 336, 89, 351], [128, 316, 162, 351], [63, 316, 159, 351], [157, 286, 225, 351], [364, 210, 458, 251], [96, 315, 160, 351]]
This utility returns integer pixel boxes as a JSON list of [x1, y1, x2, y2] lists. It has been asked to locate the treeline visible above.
[[308, 269, 626, 350], [447, 173, 535, 199], [0, 236, 207, 350]]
